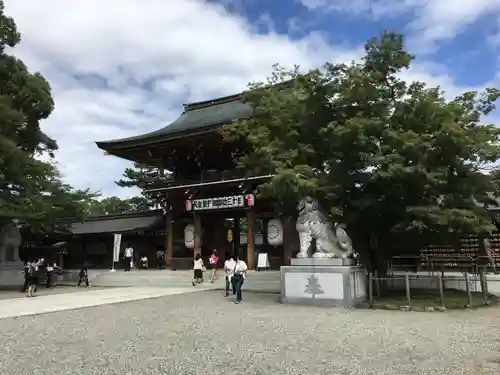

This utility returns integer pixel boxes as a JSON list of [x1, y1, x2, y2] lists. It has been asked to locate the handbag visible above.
[[201, 266, 207, 272]]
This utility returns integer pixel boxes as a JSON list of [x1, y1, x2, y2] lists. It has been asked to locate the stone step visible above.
[[82, 270, 281, 293]]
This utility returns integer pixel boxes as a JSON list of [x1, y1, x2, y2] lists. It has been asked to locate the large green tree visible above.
[[87, 196, 149, 216], [0, 1, 95, 232], [116, 162, 170, 208], [223, 32, 500, 272]]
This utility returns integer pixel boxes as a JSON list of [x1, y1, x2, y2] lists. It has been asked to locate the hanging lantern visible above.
[[267, 218, 283, 246], [185, 200, 192, 211], [246, 194, 255, 207], [184, 224, 195, 249]]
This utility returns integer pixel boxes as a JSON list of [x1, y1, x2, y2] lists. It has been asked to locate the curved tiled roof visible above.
[[95, 93, 252, 151]]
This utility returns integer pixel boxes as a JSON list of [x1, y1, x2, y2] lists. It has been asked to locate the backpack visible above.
[[27, 263, 37, 276]]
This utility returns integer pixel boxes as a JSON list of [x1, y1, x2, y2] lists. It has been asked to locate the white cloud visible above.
[[2, 0, 494, 197], [300, 0, 500, 52]]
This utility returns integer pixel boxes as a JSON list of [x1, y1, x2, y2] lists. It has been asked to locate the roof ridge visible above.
[[184, 92, 243, 111], [183, 79, 298, 112]]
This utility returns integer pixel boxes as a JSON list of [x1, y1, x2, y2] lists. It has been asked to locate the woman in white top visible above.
[[231, 254, 248, 304], [224, 256, 236, 297], [192, 253, 205, 286]]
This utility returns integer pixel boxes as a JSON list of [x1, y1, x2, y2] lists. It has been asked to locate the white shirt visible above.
[[234, 260, 248, 279], [33, 259, 44, 271], [193, 259, 204, 270], [224, 259, 236, 277], [124, 247, 133, 258]]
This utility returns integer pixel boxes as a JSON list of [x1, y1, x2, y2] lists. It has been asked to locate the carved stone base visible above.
[[280, 264, 366, 308], [291, 258, 355, 266]]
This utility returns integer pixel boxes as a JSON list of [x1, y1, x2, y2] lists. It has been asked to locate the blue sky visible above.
[[4, 0, 500, 197]]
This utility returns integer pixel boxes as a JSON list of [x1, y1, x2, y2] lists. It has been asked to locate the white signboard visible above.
[[257, 253, 270, 270], [187, 195, 244, 211], [112, 233, 122, 262]]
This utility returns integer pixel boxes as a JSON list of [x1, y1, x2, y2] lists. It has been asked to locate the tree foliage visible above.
[[223, 32, 500, 270], [87, 196, 150, 216], [0, 1, 97, 233], [116, 162, 169, 208]]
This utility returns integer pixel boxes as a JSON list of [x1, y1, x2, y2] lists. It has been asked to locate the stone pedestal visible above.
[[280, 259, 366, 308], [0, 261, 24, 287]]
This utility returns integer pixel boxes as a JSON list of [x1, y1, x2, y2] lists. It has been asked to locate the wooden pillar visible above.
[[282, 216, 293, 266], [234, 217, 240, 261], [58, 252, 64, 269], [165, 209, 173, 267], [247, 211, 255, 269], [194, 213, 202, 258]]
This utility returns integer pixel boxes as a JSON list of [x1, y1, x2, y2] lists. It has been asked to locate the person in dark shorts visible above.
[[46, 262, 54, 288], [192, 253, 205, 286], [156, 249, 165, 270], [26, 258, 43, 297], [77, 264, 90, 288]]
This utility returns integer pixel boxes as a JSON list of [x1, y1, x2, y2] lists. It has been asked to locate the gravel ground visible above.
[[1, 290, 500, 375]]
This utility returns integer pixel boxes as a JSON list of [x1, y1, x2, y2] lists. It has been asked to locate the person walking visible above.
[[26, 258, 43, 297], [156, 249, 165, 270], [77, 263, 90, 288], [192, 253, 205, 286], [124, 244, 134, 272], [224, 255, 236, 297], [45, 262, 54, 288], [231, 254, 248, 304], [140, 255, 149, 269], [209, 249, 219, 283]]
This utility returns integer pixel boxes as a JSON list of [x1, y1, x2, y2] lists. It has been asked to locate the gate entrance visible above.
[[201, 213, 242, 264]]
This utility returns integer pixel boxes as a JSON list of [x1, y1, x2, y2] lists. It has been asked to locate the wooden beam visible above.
[[166, 209, 173, 267], [247, 210, 255, 269], [282, 216, 293, 266], [194, 213, 202, 258]]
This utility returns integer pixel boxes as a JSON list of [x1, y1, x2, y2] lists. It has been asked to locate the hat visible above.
[[212, 248, 217, 253]]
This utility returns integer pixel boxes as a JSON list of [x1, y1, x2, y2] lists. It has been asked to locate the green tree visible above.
[[0, 1, 96, 232], [116, 162, 170, 208], [88, 196, 135, 216], [223, 32, 500, 273]]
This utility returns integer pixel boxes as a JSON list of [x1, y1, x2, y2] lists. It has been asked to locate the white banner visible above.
[[112, 233, 122, 262], [188, 195, 244, 211]]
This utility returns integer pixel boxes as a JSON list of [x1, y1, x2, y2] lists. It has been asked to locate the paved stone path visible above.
[[1, 290, 500, 374], [0, 286, 205, 320], [0, 286, 117, 300]]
